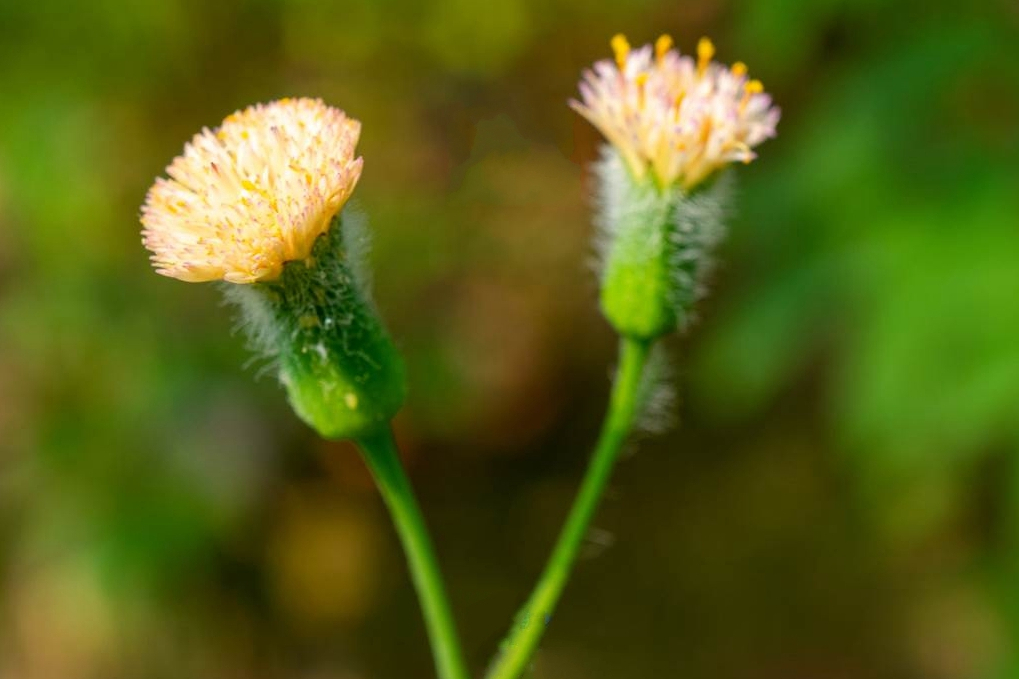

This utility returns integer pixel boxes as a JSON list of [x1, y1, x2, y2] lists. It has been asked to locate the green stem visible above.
[[486, 337, 651, 679], [357, 427, 470, 679]]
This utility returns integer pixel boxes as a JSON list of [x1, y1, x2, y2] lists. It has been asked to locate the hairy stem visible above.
[[357, 427, 470, 679], [486, 337, 651, 679]]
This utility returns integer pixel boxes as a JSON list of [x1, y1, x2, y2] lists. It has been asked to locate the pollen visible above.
[[611, 34, 631, 70], [697, 37, 715, 76], [141, 97, 363, 283], [655, 34, 673, 62], [569, 34, 780, 190], [741, 79, 764, 111]]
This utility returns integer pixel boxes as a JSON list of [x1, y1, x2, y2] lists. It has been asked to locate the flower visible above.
[[141, 97, 363, 284], [571, 34, 780, 190]]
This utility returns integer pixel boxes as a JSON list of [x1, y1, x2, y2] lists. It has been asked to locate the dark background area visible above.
[[1, 0, 1018, 677]]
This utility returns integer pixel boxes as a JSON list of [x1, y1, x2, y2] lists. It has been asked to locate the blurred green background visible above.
[[1, 0, 1017, 677]]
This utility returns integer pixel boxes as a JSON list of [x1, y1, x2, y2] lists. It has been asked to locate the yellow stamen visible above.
[[611, 34, 630, 70], [697, 37, 715, 76], [635, 73, 648, 106], [655, 34, 673, 63], [731, 61, 748, 78], [741, 78, 764, 110], [699, 118, 713, 144]]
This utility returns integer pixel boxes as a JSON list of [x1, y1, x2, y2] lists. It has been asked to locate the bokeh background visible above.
[[1, 0, 1018, 677]]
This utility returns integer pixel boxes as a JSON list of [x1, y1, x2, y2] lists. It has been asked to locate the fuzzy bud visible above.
[[594, 147, 727, 339], [225, 212, 405, 439]]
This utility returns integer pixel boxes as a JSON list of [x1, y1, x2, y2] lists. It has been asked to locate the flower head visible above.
[[571, 34, 780, 190], [141, 97, 363, 283]]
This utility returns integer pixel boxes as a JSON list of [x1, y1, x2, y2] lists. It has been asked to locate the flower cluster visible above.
[[571, 34, 780, 190], [136, 32, 785, 679], [141, 98, 363, 283]]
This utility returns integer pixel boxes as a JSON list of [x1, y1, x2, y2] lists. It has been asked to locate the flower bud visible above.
[[141, 98, 404, 439], [571, 35, 780, 339], [595, 148, 727, 339], [226, 213, 406, 439]]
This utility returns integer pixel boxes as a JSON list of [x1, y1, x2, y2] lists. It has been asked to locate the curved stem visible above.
[[357, 427, 470, 679], [486, 337, 651, 679]]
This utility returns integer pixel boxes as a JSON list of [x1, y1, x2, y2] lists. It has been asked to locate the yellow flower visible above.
[[141, 98, 363, 283], [571, 35, 780, 190]]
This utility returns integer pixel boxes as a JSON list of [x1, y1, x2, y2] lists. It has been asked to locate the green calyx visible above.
[[226, 210, 406, 440], [599, 184, 679, 339], [594, 148, 727, 341]]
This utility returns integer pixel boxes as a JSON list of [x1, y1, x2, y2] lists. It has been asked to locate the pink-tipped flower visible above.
[[571, 34, 780, 190], [141, 98, 363, 284]]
